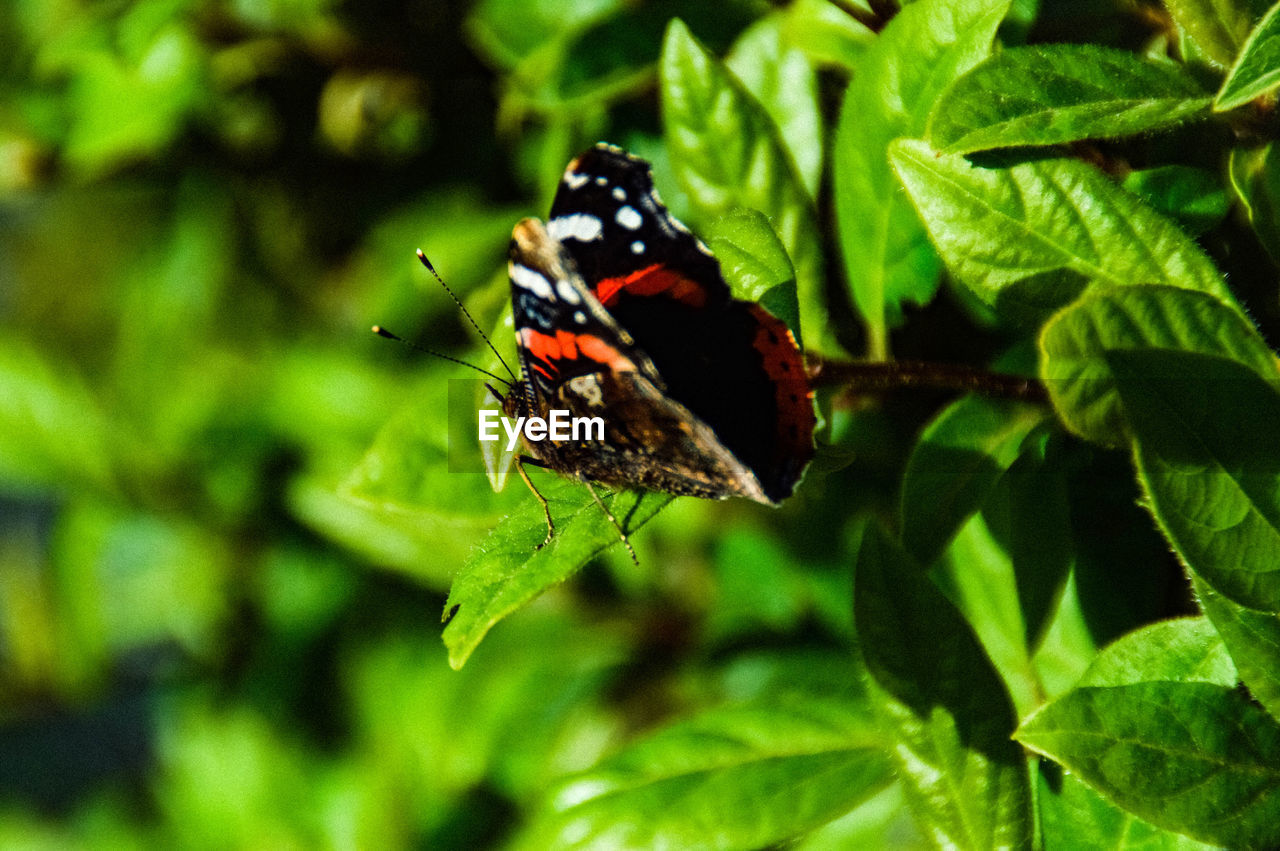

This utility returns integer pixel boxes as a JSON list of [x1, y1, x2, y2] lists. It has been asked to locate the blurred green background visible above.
[[0, 0, 895, 846]]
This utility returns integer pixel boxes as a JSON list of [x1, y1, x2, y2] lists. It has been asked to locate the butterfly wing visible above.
[[545, 145, 815, 502], [506, 217, 771, 502]]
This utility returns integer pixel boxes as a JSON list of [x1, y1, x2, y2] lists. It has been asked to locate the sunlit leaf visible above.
[[1192, 574, 1280, 721], [1228, 142, 1280, 263], [891, 141, 1236, 323], [1165, 0, 1268, 68], [516, 696, 892, 850], [1018, 681, 1280, 848], [929, 45, 1211, 154], [833, 0, 1009, 355], [703, 208, 801, 342], [1217, 1, 1280, 108], [781, 0, 874, 71], [1076, 617, 1236, 687], [443, 478, 672, 669], [1038, 767, 1221, 850], [727, 14, 824, 197]]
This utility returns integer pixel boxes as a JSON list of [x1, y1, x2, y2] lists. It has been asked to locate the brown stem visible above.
[[808, 356, 1048, 404]]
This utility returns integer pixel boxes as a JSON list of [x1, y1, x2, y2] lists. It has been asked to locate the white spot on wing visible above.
[[573, 310, 587, 324], [612, 187, 626, 201], [630, 241, 644, 254], [615, 205, 642, 230], [595, 176, 608, 186], [548, 214, 603, 243], [510, 264, 554, 298], [567, 374, 604, 407], [564, 172, 589, 189], [555, 278, 582, 304]]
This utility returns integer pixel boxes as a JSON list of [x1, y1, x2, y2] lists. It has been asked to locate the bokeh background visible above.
[[0, 0, 903, 846]]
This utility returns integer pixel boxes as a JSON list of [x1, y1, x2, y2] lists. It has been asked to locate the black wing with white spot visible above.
[[547, 143, 730, 304], [507, 217, 662, 402]]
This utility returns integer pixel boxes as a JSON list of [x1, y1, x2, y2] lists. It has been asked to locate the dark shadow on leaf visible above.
[[989, 269, 1091, 327], [854, 524, 1024, 761]]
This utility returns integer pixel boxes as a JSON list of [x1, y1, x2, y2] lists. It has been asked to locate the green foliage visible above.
[[900, 395, 1047, 564], [443, 482, 671, 669], [1112, 350, 1280, 612], [660, 19, 827, 350], [929, 45, 1213, 154], [1217, 1, 1280, 107], [1121, 165, 1231, 234], [853, 524, 1033, 849], [832, 0, 1009, 356], [1018, 681, 1280, 847], [891, 141, 1235, 321], [515, 695, 892, 849], [1166, 0, 1269, 68], [8, 0, 1280, 847], [1039, 285, 1276, 444]]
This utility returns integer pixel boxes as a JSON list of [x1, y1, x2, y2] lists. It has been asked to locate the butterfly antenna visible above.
[[417, 250, 518, 383], [372, 325, 512, 386]]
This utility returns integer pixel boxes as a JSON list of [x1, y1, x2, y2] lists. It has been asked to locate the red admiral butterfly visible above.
[[497, 143, 815, 547]]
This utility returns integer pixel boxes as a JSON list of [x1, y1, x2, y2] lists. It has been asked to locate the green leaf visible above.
[[980, 429, 1075, 652], [0, 340, 117, 496], [290, 474, 489, 588], [854, 524, 1033, 849], [659, 19, 828, 351], [1039, 285, 1275, 445], [322, 375, 527, 582], [935, 511, 1041, 716], [1217, 1, 1280, 108], [61, 23, 208, 177], [1166, 0, 1266, 68], [1077, 617, 1236, 687], [703, 208, 802, 343], [890, 141, 1237, 324], [781, 0, 874, 72], [1017, 681, 1280, 848], [515, 696, 893, 850], [349, 612, 627, 808], [1110, 349, 1280, 612], [49, 501, 231, 667], [443, 478, 672, 669], [465, 0, 624, 70], [1038, 767, 1221, 850], [1193, 573, 1280, 722], [1121, 165, 1231, 236], [726, 14, 824, 198], [900, 395, 1047, 565], [1229, 142, 1280, 263], [929, 45, 1212, 154], [833, 0, 1010, 356]]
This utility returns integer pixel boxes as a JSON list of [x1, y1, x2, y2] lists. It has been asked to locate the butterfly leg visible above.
[[515, 456, 555, 548], [583, 481, 639, 567]]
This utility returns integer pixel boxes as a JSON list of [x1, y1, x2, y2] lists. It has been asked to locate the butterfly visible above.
[[495, 143, 815, 554]]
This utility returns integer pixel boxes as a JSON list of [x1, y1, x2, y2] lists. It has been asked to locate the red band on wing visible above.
[[595, 264, 708, 308], [519, 328, 636, 376], [747, 305, 815, 455]]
